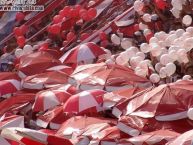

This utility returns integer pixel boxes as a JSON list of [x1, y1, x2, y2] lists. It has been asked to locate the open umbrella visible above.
[[22, 71, 70, 90], [56, 116, 116, 138], [60, 42, 106, 64], [45, 65, 73, 75], [32, 84, 76, 112], [1, 127, 73, 145], [166, 129, 193, 145], [18, 51, 61, 78], [124, 80, 193, 121], [119, 130, 179, 145], [70, 63, 151, 92], [36, 89, 106, 129]]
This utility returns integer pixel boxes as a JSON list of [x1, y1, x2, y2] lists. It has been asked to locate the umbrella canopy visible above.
[[124, 80, 193, 121], [60, 42, 106, 64], [22, 71, 70, 90], [63, 89, 106, 114], [70, 63, 151, 92], [0, 74, 21, 98], [45, 65, 73, 75], [0, 91, 35, 116], [18, 51, 61, 78], [32, 84, 76, 112], [166, 129, 193, 145], [119, 130, 179, 145], [56, 116, 116, 138], [0, 113, 24, 129], [1, 127, 73, 145]]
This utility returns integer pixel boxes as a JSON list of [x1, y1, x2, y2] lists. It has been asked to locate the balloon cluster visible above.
[[13, 25, 28, 47], [14, 44, 37, 58]]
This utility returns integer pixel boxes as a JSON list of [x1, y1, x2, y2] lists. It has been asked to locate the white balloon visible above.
[[120, 52, 129, 61], [140, 43, 150, 53], [142, 13, 151, 22], [130, 56, 143, 68], [150, 43, 162, 57], [23, 45, 33, 54], [149, 37, 159, 44], [184, 38, 193, 51], [143, 29, 152, 36], [182, 75, 192, 80], [159, 67, 167, 78], [121, 38, 132, 49], [170, 8, 180, 18], [155, 31, 167, 41], [33, 45, 39, 50], [125, 49, 136, 59], [175, 29, 185, 38], [138, 60, 148, 70], [139, 22, 148, 30], [155, 63, 163, 73], [116, 56, 127, 65], [169, 50, 178, 61], [160, 54, 173, 65], [165, 63, 176, 76], [187, 108, 193, 120], [183, 15, 192, 26], [136, 52, 145, 60], [186, 27, 193, 35], [88, 0, 96, 7], [129, 47, 139, 53], [111, 34, 121, 45], [171, 0, 182, 10], [150, 73, 160, 83], [135, 67, 147, 77], [15, 48, 23, 58], [165, 34, 177, 46], [134, 0, 144, 12], [106, 59, 115, 65]]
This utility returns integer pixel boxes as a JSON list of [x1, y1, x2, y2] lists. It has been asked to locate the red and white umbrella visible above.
[[56, 116, 116, 138], [0, 91, 35, 116], [18, 51, 61, 78], [70, 63, 151, 92], [63, 89, 106, 114], [22, 71, 69, 90], [0, 113, 24, 129], [60, 42, 106, 64], [45, 65, 73, 75], [124, 80, 193, 121], [166, 129, 193, 145], [1, 127, 73, 145], [0, 74, 21, 98], [119, 130, 179, 145], [32, 84, 76, 112]]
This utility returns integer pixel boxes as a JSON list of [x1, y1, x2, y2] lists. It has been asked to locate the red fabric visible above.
[[21, 138, 45, 145], [47, 135, 73, 145], [119, 25, 136, 37], [154, 0, 168, 10]]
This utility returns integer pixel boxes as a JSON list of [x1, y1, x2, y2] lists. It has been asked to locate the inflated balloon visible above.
[[140, 43, 150, 53], [169, 50, 178, 61], [88, 8, 97, 20], [15, 48, 23, 58], [99, 32, 107, 41], [70, 8, 79, 18], [33, 45, 40, 50], [88, 0, 96, 7], [136, 52, 145, 60], [142, 13, 151, 22], [23, 45, 33, 55], [16, 12, 25, 21], [111, 34, 121, 45], [129, 47, 139, 53], [80, 33, 90, 41], [150, 73, 160, 83], [17, 36, 26, 47], [186, 27, 193, 35], [165, 34, 177, 46], [165, 63, 176, 76], [106, 59, 115, 65], [125, 49, 136, 59], [159, 67, 167, 78], [135, 67, 147, 77], [155, 63, 163, 73], [62, 6, 71, 17], [150, 43, 162, 57], [67, 32, 76, 41], [184, 38, 193, 51], [130, 56, 143, 68], [138, 61, 148, 70], [116, 56, 127, 65], [53, 15, 62, 24], [171, 0, 182, 10], [183, 15, 192, 26], [13, 27, 23, 36], [143, 29, 152, 36], [139, 22, 148, 30], [160, 54, 173, 65], [134, 0, 144, 12], [187, 108, 193, 120], [182, 75, 192, 80], [149, 37, 159, 44], [170, 8, 180, 18], [145, 33, 153, 42], [50, 24, 61, 34], [175, 29, 185, 38], [121, 38, 132, 49]]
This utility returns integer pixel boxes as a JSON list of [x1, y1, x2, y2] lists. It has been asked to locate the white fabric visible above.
[[155, 111, 188, 121]]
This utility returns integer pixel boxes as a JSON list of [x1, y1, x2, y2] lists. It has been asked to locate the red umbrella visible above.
[[1, 127, 73, 145], [45, 65, 73, 75], [18, 51, 61, 78], [32, 84, 76, 112], [22, 71, 69, 90], [119, 130, 179, 145], [60, 42, 106, 64], [167, 129, 193, 145], [0, 74, 21, 98], [124, 80, 193, 121], [70, 63, 151, 92], [63, 89, 106, 114], [56, 116, 116, 138]]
